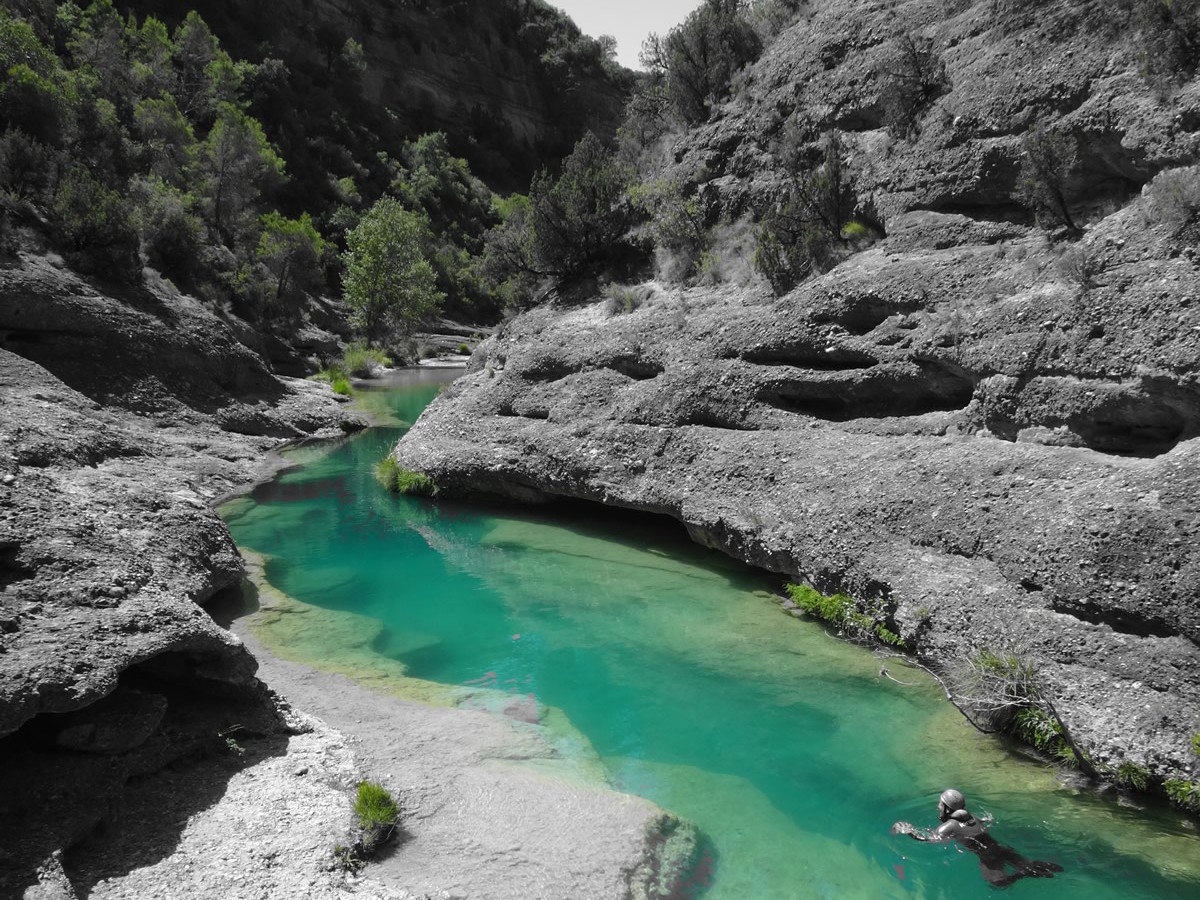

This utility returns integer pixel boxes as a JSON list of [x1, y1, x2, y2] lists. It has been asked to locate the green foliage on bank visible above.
[[376, 456, 437, 497], [0, 1, 519, 340], [783, 582, 909, 649]]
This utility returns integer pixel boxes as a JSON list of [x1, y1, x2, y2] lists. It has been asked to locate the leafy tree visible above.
[[642, 0, 762, 124], [129, 174, 202, 280], [0, 10, 76, 145], [341, 197, 443, 344], [172, 10, 240, 123], [51, 163, 140, 282], [132, 93, 195, 185], [194, 101, 285, 245], [255, 210, 327, 314], [1015, 124, 1079, 234]]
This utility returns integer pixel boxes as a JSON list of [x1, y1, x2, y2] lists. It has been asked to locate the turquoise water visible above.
[[222, 374, 1200, 899]]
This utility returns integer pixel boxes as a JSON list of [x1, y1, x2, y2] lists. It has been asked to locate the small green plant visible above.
[[457, 342, 470, 355], [376, 456, 437, 497], [352, 782, 400, 844], [1013, 707, 1067, 756], [342, 343, 392, 378], [1191, 732, 1200, 757], [1114, 760, 1151, 792], [785, 583, 856, 625], [331, 377, 352, 396], [784, 583, 907, 648], [1164, 779, 1200, 811]]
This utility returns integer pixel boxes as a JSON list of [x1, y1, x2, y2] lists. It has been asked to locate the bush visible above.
[[376, 456, 437, 497], [1165, 778, 1200, 811], [51, 164, 141, 282], [1013, 707, 1076, 767], [1015, 124, 1080, 234], [1113, 760, 1151, 791], [630, 177, 710, 282], [342, 343, 391, 378], [642, 0, 763, 125], [754, 132, 875, 294], [877, 33, 950, 139]]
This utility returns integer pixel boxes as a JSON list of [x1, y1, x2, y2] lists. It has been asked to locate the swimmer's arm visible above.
[[890, 821, 955, 842]]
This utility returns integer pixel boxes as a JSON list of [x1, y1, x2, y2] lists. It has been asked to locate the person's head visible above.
[[937, 788, 966, 821]]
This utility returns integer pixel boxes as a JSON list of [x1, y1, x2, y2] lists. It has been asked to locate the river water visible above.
[[221, 372, 1200, 899]]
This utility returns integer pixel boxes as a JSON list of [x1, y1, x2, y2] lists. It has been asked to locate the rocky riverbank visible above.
[[0, 254, 683, 898], [393, 202, 1200, 794], [393, 0, 1200, 798]]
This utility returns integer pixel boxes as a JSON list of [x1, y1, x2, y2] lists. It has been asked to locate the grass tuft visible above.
[[376, 456, 437, 496]]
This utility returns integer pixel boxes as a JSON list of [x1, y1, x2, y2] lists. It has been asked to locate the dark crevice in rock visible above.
[[680, 411, 757, 431], [495, 403, 548, 421], [740, 345, 878, 370], [761, 361, 976, 421], [522, 360, 579, 382], [1051, 600, 1180, 640], [0, 542, 32, 590], [811, 294, 928, 336], [603, 355, 664, 381]]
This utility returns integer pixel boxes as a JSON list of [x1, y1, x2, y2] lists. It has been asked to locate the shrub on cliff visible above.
[[753, 131, 878, 294], [479, 132, 639, 303], [876, 33, 950, 139], [629, 177, 711, 282], [641, 0, 763, 125], [1015, 124, 1080, 234]]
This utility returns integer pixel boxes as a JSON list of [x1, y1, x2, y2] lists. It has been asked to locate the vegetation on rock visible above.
[[376, 456, 437, 497]]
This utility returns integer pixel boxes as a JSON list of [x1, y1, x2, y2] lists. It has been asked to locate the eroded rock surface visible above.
[[1, 253, 690, 899], [0, 254, 366, 895], [395, 0, 1200, 787], [396, 206, 1200, 786]]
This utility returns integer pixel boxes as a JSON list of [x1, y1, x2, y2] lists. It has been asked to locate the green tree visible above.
[[527, 131, 636, 280], [0, 9, 76, 145], [256, 210, 327, 314], [341, 197, 443, 344], [629, 177, 710, 282], [52, 163, 140, 282], [195, 102, 285, 245]]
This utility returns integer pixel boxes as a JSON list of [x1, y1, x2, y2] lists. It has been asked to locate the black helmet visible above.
[[939, 788, 966, 812]]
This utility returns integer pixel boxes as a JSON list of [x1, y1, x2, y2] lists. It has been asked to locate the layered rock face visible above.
[[0, 255, 361, 892], [395, 0, 1200, 784]]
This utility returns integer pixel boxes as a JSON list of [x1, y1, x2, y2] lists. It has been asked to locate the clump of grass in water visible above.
[[783, 583, 909, 649], [333, 780, 403, 870], [376, 455, 437, 496], [342, 342, 391, 378]]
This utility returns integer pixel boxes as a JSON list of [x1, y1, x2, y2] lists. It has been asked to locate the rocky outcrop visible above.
[[0, 253, 364, 894], [394, 0, 1200, 789]]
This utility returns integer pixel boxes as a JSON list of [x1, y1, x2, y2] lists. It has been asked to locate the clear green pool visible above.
[[222, 374, 1200, 899]]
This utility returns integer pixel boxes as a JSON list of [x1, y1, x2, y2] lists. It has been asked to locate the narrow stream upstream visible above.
[[221, 371, 1200, 899]]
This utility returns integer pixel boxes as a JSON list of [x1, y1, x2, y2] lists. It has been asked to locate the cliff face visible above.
[[395, 0, 1200, 787], [0, 253, 364, 893]]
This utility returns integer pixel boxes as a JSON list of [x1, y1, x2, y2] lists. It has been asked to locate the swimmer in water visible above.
[[891, 789, 1064, 887]]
